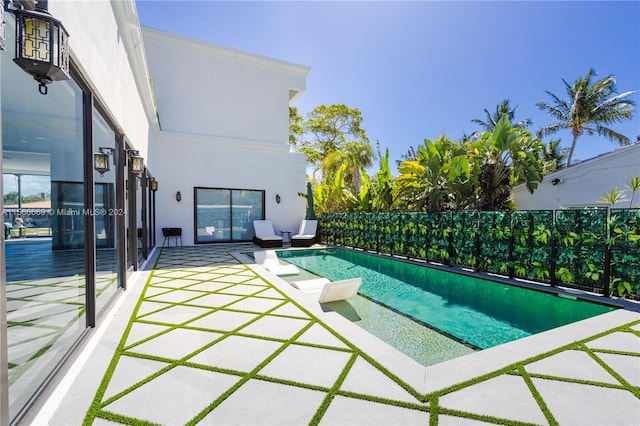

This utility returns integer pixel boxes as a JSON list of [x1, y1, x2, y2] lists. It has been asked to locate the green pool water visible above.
[[278, 248, 615, 351]]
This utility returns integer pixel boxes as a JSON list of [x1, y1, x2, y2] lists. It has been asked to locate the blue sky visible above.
[[136, 0, 640, 169]]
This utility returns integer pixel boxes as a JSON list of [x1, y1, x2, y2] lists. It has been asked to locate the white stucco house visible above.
[[512, 142, 640, 210], [143, 28, 310, 245]]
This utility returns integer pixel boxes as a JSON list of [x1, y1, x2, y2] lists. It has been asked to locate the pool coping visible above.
[[233, 250, 639, 396]]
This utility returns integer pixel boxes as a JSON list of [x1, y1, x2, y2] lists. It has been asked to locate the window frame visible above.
[[193, 187, 265, 244]]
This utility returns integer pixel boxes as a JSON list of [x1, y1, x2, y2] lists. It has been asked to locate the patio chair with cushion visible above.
[[252, 220, 283, 248], [291, 219, 318, 247], [291, 277, 362, 303], [254, 250, 299, 276]]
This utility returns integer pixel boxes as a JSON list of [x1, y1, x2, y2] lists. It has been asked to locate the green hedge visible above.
[[319, 209, 640, 299]]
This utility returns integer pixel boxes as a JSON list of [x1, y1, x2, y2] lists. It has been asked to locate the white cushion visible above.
[[253, 220, 282, 240], [293, 220, 318, 238]]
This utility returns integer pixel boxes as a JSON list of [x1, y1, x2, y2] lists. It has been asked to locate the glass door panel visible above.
[[231, 190, 263, 240], [2, 12, 86, 420], [93, 110, 119, 314]]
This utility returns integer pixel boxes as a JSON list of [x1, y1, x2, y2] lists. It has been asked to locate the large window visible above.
[[194, 188, 264, 243]]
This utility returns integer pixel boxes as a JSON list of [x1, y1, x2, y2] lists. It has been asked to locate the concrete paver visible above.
[[32, 244, 640, 426], [533, 377, 640, 425], [438, 374, 549, 424]]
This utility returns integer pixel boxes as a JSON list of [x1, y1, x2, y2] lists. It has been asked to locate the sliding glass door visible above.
[[194, 187, 264, 243]]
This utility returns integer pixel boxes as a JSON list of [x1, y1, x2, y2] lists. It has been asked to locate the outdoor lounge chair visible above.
[[252, 220, 283, 248], [291, 219, 318, 247], [254, 250, 300, 276], [291, 277, 362, 303]]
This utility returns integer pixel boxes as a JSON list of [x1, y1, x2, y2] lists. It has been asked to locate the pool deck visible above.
[[27, 244, 640, 425]]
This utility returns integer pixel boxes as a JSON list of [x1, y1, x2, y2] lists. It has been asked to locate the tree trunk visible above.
[[566, 132, 580, 167]]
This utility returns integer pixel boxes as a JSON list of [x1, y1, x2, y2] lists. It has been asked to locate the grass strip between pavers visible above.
[[83, 246, 640, 425]]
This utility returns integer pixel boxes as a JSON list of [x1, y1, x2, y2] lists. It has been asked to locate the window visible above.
[[194, 188, 264, 243], [2, 12, 86, 418]]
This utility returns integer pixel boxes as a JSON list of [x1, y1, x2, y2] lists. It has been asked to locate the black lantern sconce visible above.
[[126, 149, 144, 175], [551, 178, 562, 186], [176, 191, 182, 202], [8, 0, 70, 95], [93, 147, 115, 176], [149, 178, 158, 192], [275, 194, 281, 204]]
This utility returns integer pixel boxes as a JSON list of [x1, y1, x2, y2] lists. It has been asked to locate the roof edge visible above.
[[141, 26, 311, 77]]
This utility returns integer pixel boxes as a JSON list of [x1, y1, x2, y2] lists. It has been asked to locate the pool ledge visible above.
[[235, 251, 429, 393]]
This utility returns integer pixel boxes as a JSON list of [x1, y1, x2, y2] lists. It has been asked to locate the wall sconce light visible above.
[[176, 191, 182, 202], [127, 149, 144, 174], [275, 194, 281, 204], [9, 0, 70, 95], [149, 178, 158, 192], [551, 178, 561, 186], [93, 147, 115, 176]]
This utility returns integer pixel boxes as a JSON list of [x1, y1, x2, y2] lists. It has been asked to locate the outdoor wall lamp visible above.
[[551, 178, 562, 185], [176, 191, 182, 202], [7, 0, 70, 95], [93, 147, 115, 176], [127, 149, 144, 174], [275, 194, 281, 204], [149, 178, 158, 192]]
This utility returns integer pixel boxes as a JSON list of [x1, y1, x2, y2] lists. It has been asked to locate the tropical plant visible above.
[[470, 116, 544, 210], [394, 135, 475, 211], [536, 68, 637, 167], [397, 145, 418, 166], [288, 106, 304, 148], [541, 139, 568, 173], [370, 148, 396, 211], [321, 140, 374, 194], [295, 104, 373, 180], [311, 163, 349, 214], [600, 188, 627, 208], [626, 175, 640, 208], [471, 99, 532, 139]]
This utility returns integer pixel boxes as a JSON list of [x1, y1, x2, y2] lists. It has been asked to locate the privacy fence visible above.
[[318, 209, 640, 299]]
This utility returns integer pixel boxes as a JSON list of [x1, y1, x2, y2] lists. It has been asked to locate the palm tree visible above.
[[320, 140, 374, 193], [536, 68, 637, 167], [471, 99, 532, 138], [471, 116, 543, 210], [542, 139, 568, 174]]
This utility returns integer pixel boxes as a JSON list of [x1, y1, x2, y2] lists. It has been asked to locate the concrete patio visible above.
[[27, 244, 640, 425]]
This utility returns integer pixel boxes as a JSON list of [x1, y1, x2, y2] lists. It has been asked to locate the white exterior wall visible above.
[[50, 0, 154, 160], [142, 28, 310, 245], [512, 143, 640, 210], [155, 136, 307, 245], [142, 27, 308, 147]]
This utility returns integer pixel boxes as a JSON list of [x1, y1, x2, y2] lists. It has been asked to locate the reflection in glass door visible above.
[[93, 110, 120, 315], [1, 12, 87, 420], [195, 188, 264, 243]]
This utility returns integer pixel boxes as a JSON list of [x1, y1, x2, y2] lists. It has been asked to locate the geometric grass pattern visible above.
[[84, 244, 640, 425], [6, 244, 118, 413]]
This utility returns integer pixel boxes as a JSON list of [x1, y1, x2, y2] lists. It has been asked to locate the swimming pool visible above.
[[278, 248, 615, 351]]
